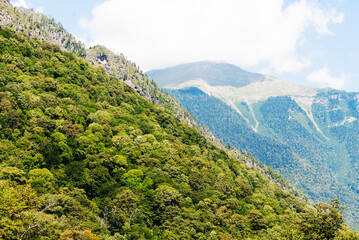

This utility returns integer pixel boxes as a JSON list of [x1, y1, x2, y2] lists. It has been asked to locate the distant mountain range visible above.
[[147, 61, 359, 228]]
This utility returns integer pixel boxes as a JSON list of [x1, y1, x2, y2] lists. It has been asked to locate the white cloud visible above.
[[307, 67, 346, 89], [332, 12, 344, 24], [35, 6, 44, 14], [81, 0, 343, 72], [11, 0, 44, 13], [269, 55, 312, 73], [11, 0, 28, 8]]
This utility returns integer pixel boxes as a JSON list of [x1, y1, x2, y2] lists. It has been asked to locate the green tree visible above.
[[28, 168, 55, 194], [300, 199, 345, 240]]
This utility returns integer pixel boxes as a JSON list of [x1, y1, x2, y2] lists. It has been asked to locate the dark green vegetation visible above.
[[166, 88, 295, 170], [166, 88, 314, 184], [1, 27, 358, 239]]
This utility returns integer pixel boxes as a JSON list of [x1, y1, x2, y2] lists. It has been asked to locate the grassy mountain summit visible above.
[[1, 26, 358, 239], [148, 61, 359, 229], [147, 61, 266, 88]]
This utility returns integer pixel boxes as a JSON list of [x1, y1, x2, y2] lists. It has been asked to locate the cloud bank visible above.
[[11, 0, 44, 13], [81, 0, 343, 72], [307, 67, 346, 89], [11, 0, 28, 8]]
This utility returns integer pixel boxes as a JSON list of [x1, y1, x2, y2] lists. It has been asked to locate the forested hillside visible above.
[[1, 27, 358, 239], [0, 0, 198, 129]]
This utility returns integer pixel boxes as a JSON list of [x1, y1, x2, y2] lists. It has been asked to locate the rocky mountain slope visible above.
[[148, 61, 359, 229], [3, 25, 357, 240], [0, 0, 85, 56]]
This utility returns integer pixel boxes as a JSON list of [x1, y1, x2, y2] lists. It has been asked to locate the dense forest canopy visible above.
[[0, 27, 357, 239]]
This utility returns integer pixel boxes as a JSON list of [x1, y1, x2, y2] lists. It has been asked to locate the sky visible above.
[[11, 0, 359, 92]]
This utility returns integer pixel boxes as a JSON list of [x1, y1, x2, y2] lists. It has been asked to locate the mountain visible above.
[[146, 61, 266, 88], [3, 26, 358, 239], [147, 61, 359, 229], [1, 1, 358, 237], [0, 0, 312, 199]]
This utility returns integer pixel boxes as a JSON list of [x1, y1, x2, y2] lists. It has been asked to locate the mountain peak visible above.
[[146, 61, 266, 88]]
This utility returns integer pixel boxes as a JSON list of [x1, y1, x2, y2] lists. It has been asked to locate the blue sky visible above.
[[12, 0, 359, 92]]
